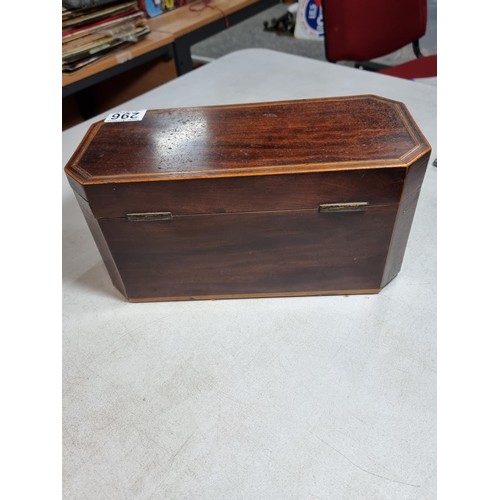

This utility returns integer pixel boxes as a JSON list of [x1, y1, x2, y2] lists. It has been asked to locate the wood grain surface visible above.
[[65, 95, 430, 185], [100, 205, 397, 300], [81, 169, 406, 219]]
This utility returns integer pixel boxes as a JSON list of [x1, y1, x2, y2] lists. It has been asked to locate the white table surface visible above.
[[63, 48, 436, 499]]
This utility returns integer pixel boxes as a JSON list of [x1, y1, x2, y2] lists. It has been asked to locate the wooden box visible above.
[[65, 95, 431, 302]]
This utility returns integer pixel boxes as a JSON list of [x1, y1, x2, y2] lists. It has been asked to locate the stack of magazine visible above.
[[62, 1, 151, 73]]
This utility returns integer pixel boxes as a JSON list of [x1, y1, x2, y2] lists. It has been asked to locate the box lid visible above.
[[64, 95, 430, 187]]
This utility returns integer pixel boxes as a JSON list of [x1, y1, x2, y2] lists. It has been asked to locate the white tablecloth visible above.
[[63, 49, 436, 499]]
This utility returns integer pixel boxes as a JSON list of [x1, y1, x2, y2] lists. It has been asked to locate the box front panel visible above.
[[99, 205, 398, 300]]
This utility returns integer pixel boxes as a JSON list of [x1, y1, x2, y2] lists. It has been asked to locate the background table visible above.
[[62, 31, 175, 98], [150, 0, 279, 74], [62, 0, 279, 99], [63, 49, 436, 499]]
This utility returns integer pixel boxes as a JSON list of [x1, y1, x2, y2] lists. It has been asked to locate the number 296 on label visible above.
[[104, 110, 147, 123]]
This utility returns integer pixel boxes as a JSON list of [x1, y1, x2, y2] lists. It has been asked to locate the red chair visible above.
[[322, 0, 437, 79]]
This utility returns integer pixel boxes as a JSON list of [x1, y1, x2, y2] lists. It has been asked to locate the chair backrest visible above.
[[323, 0, 427, 62]]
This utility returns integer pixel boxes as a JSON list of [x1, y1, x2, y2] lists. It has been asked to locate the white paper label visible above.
[[104, 109, 147, 123]]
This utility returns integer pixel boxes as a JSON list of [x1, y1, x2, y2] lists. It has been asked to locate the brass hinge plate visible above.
[[126, 211, 173, 222], [318, 202, 369, 213]]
